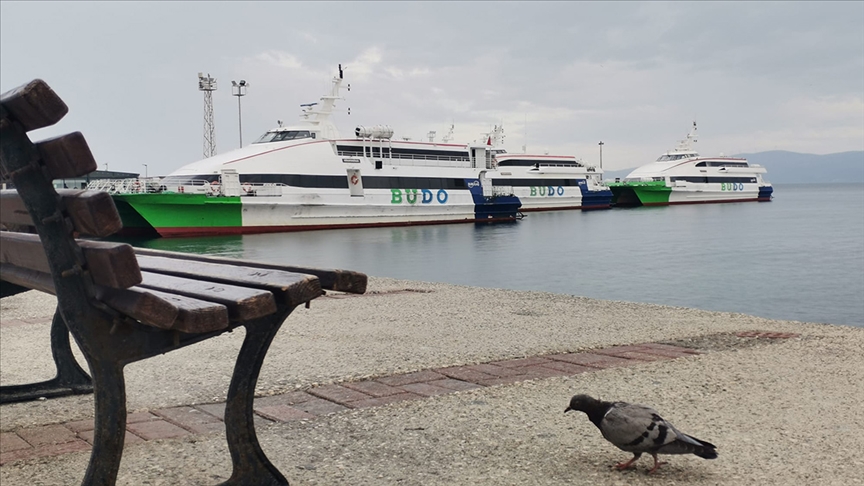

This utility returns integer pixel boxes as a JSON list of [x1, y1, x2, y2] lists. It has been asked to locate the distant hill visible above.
[[602, 151, 864, 184]]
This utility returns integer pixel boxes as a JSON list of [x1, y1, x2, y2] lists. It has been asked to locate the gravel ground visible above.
[[1, 278, 862, 485]]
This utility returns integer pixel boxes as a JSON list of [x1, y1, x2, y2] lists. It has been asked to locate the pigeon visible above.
[[565, 394, 717, 473]]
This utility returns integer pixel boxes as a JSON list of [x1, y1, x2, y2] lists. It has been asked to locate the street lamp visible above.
[[231, 80, 249, 147], [598, 141, 604, 170], [142, 164, 148, 178]]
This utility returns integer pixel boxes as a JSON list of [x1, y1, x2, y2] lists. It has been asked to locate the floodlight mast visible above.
[[231, 80, 248, 148], [599, 141, 604, 169], [198, 73, 217, 158]]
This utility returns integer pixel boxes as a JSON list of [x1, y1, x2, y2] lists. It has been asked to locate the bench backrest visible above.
[[1, 80, 367, 336], [0, 80, 232, 333]]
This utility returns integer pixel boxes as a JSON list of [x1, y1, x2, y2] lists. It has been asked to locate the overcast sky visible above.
[[2, 1, 862, 175]]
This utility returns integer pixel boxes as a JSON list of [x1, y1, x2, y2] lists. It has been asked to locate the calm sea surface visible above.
[[128, 183, 864, 327]]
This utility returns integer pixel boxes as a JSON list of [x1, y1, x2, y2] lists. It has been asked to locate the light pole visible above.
[[142, 164, 148, 178], [598, 141, 604, 170], [231, 80, 248, 147]]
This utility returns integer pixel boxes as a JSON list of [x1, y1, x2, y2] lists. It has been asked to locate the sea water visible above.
[[132, 183, 864, 327]]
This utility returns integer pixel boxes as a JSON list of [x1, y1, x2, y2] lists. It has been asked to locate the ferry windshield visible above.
[[656, 153, 697, 162], [254, 130, 314, 143]]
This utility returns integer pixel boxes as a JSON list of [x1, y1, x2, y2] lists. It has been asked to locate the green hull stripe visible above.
[[607, 181, 671, 205], [113, 194, 242, 229]]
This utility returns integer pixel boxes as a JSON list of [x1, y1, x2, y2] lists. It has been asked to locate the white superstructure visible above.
[[94, 65, 610, 237]]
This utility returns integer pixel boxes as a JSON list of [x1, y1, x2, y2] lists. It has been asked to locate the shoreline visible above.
[[2, 278, 863, 484]]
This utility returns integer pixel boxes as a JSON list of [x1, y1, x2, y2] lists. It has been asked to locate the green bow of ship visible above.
[[112, 193, 243, 237], [606, 180, 671, 206]]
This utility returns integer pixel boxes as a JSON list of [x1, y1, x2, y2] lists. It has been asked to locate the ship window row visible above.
[[497, 160, 584, 167], [254, 131, 315, 143], [361, 177, 468, 189], [336, 145, 471, 161], [162, 175, 221, 185], [236, 174, 470, 190], [670, 176, 757, 183], [491, 178, 584, 187], [694, 161, 749, 167]]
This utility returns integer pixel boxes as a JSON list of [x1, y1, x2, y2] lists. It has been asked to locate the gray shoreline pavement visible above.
[[2, 277, 863, 485]]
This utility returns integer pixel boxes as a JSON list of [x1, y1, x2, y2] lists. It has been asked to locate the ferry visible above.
[[489, 150, 611, 211], [606, 122, 773, 206], [92, 65, 610, 238]]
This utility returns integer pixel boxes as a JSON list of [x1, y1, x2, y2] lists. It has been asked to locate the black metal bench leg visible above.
[[0, 308, 93, 404], [218, 314, 291, 486], [81, 359, 127, 486]]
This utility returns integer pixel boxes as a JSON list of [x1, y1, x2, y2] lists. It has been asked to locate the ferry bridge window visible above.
[[254, 131, 313, 143], [658, 154, 698, 162]]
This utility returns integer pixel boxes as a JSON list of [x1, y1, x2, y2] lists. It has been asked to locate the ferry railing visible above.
[[85, 178, 164, 194], [239, 182, 284, 197], [171, 180, 286, 197], [86, 178, 289, 197], [491, 186, 514, 197]]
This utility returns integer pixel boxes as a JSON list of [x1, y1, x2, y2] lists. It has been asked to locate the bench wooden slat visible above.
[[34, 132, 98, 180], [0, 232, 141, 289], [136, 254, 322, 307], [1, 263, 230, 333], [134, 248, 367, 294], [0, 262, 178, 327], [0, 79, 68, 132], [0, 262, 59, 295], [1, 279, 32, 298], [98, 286, 230, 333], [0, 189, 122, 237], [138, 271, 277, 322]]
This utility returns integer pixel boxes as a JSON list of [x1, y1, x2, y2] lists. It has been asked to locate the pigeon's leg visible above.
[[647, 454, 668, 474], [614, 453, 641, 470]]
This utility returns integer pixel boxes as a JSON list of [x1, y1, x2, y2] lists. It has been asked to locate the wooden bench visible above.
[[0, 79, 367, 485]]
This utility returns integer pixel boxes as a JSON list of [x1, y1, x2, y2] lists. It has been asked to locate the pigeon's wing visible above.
[[655, 423, 718, 458], [600, 402, 670, 453]]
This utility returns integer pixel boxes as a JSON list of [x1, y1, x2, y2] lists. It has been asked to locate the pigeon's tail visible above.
[[657, 435, 718, 459], [693, 441, 718, 460], [686, 435, 717, 459]]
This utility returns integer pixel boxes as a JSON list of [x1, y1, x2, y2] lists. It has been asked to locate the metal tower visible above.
[[198, 73, 217, 158]]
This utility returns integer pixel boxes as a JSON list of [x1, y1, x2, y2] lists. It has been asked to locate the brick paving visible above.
[[0, 331, 799, 466]]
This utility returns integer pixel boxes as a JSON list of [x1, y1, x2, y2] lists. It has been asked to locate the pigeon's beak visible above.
[[564, 406, 572, 414]]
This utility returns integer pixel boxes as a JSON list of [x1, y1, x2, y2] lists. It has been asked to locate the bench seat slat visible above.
[[0, 189, 122, 237], [0, 280, 31, 298], [1, 262, 178, 329], [138, 271, 277, 322], [0, 232, 141, 289], [110, 287, 230, 333], [134, 248, 367, 294], [135, 255, 322, 307], [0, 262, 230, 333]]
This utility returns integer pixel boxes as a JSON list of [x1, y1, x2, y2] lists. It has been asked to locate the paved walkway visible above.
[[0, 331, 797, 466], [1, 279, 861, 485]]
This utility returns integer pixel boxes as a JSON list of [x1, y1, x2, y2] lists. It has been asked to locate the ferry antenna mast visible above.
[[198, 73, 217, 158]]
